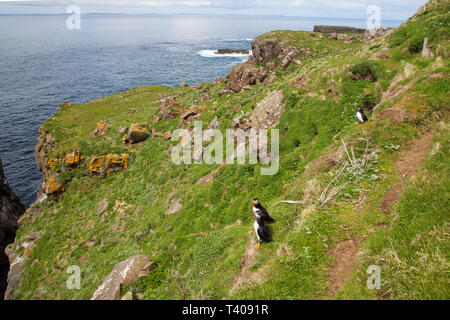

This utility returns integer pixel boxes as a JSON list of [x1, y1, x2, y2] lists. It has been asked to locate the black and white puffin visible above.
[[253, 216, 272, 249], [252, 198, 275, 223], [356, 106, 368, 123]]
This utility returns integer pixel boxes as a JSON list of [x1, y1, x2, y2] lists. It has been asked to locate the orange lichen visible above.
[[90, 121, 109, 137], [88, 156, 106, 173], [163, 131, 172, 141], [47, 158, 60, 169], [24, 246, 35, 258], [64, 152, 82, 167], [44, 176, 65, 194], [89, 154, 129, 174]]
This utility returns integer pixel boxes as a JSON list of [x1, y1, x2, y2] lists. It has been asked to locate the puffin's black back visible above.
[[255, 203, 275, 223], [256, 217, 272, 242]]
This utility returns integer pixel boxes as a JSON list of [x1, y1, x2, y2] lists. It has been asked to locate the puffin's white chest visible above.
[[357, 111, 364, 123], [253, 221, 261, 240]]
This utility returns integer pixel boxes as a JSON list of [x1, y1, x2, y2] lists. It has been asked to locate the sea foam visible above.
[[197, 50, 253, 58]]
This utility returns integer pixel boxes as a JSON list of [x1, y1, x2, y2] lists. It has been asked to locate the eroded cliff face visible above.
[[0, 158, 25, 299]]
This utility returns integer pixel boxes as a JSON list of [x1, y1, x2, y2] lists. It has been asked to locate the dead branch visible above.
[[362, 139, 370, 169], [319, 175, 354, 208], [272, 200, 303, 206], [341, 139, 355, 168], [319, 162, 348, 203]]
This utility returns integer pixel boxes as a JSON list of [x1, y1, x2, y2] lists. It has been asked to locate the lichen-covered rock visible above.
[[105, 154, 129, 173], [47, 158, 60, 170], [91, 255, 157, 300], [90, 121, 109, 138], [35, 127, 56, 177], [88, 156, 105, 174], [250, 90, 285, 130], [63, 152, 82, 167], [88, 154, 129, 175], [122, 124, 150, 144], [180, 105, 207, 125], [226, 61, 267, 93], [159, 96, 183, 120], [44, 176, 65, 195], [163, 131, 172, 141]]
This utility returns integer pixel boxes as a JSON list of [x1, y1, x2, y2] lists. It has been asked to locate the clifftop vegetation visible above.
[[5, 0, 449, 300]]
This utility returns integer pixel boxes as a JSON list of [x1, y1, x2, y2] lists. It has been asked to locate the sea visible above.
[[0, 14, 402, 207]]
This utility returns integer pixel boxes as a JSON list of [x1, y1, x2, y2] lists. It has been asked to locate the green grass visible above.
[[8, 0, 449, 300]]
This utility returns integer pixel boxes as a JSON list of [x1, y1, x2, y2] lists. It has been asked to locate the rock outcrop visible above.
[[91, 255, 157, 300], [226, 60, 267, 93], [122, 124, 150, 144], [251, 37, 310, 68], [364, 27, 394, 40], [216, 49, 250, 55], [88, 154, 129, 175], [422, 37, 435, 58], [0, 158, 25, 299], [250, 90, 285, 131]]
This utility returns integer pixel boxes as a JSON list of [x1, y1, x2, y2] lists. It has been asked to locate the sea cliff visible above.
[[4, 0, 449, 300]]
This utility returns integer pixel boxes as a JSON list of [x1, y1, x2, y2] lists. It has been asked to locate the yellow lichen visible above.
[[121, 154, 129, 169], [88, 156, 105, 173], [64, 152, 82, 167], [44, 176, 65, 194], [164, 131, 172, 141], [47, 158, 60, 169]]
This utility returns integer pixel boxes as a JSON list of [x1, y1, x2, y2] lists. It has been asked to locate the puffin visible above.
[[356, 106, 368, 123], [253, 216, 272, 249], [252, 198, 275, 223]]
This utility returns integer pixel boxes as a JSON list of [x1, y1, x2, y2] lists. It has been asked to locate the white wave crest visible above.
[[197, 49, 253, 58], [221, 38, 253, 42]]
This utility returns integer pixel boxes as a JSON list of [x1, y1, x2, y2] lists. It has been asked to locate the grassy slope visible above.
[[11, 1, 449, 299]]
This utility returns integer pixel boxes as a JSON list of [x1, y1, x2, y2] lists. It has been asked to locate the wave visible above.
[[197, 49, 253, 58], [221, 38, 253, 42]]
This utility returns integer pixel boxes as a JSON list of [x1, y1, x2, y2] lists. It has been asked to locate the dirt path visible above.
[[379, 132, 433, 215], [327, 132, 433, 296], [229, 231, 266, 295], [327, 238, 361, 295]]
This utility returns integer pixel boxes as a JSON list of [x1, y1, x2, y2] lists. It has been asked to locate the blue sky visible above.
[[0, 0, 428, 20]]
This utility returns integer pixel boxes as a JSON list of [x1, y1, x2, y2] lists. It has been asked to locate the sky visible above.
[[0, 0, 429, 20]]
